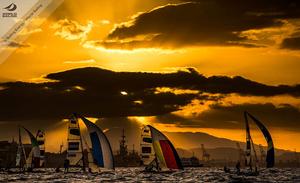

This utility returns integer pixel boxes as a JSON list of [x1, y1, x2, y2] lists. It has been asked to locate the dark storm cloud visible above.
[[0, 67, 300, 120], [0, 68, 196, 120], [155, 103, 300, 131], [281, 36, 300, 50], [45, 67, 300, 97], [105, 0, 300, 49]]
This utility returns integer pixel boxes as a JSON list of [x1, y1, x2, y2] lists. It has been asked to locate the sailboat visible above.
[[243, 111, 275, 171], [16, 126, 41, 171], [36, 130, 45, 167], [141, 125, 183, 172], [66, 114, 114, 172]]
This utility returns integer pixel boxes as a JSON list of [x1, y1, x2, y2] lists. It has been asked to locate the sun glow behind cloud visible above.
[[128, 116, 154, 126]]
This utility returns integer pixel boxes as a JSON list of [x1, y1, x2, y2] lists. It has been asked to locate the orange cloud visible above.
[[51, 19, 93, 41]]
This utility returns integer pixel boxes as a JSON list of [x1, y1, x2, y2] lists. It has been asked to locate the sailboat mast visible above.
[[244, 112, 252, 167], [78, 119, 86, 171], [19, 127, 28, 170], [59, 142, 63, 154], [82, 136, 94, 170], [250, 137, 259, 169], [16, 127, 22, 171], [36, 130, 45, 167]]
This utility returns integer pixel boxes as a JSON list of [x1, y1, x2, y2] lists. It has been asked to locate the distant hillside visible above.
[[177, 146, 299, 167], [165, 131, 244, 149], [164, 131, 300, 166], [165, 131, 294, 155]]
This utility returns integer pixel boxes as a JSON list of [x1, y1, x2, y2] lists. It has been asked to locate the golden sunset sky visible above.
[[0, 0, 300, 152]]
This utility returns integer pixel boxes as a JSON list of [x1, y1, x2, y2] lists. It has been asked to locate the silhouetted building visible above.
[[0, 140, 17, 168], [0, 140, 39, 169]]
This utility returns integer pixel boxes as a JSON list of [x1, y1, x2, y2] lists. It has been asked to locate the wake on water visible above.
[[0, 167, 299, 182]]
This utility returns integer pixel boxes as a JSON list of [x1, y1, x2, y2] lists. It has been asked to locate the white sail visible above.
[[16, 146, 21, 167], [67, 114, 84, 167], [36, 130, 45, 167], [140, 126, 155, 166], [16, 128, 22, 167]]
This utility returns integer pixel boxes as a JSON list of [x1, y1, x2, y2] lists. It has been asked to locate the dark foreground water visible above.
[[0, 167, 299, 182]]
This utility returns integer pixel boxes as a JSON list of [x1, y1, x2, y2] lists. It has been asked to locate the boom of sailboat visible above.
[[13, 112, 275, 173]]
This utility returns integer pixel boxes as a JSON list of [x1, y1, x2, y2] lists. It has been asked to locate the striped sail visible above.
[[67, 115, 84, 166], [148, 125, 183, 171], [22, 127, 40, 168], [246, 112, 275, 168], [80, 116, 114, 170], [140, 126, 155, 166], [36, 130, 45, 167]]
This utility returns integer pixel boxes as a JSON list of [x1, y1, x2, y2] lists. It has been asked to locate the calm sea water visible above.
[[0, 167, 299, 182]]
